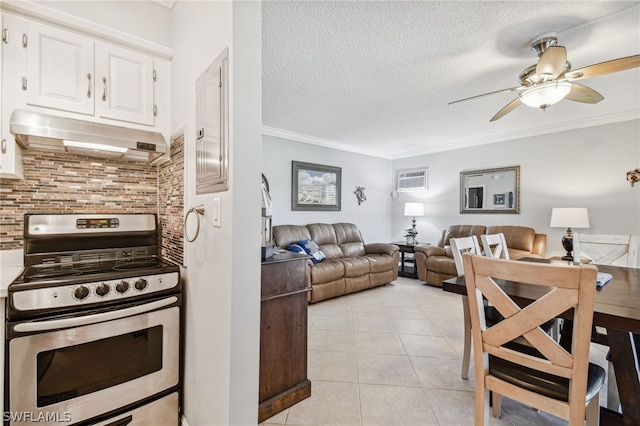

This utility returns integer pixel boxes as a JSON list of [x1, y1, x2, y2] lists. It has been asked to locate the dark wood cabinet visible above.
[[259, 253, 311, 422]]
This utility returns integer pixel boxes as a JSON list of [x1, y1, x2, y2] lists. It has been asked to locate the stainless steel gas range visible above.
[[6, 214, 181, 426]]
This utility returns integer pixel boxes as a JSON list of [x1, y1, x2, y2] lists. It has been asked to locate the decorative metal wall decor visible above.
[[354, 186, 366, 205]]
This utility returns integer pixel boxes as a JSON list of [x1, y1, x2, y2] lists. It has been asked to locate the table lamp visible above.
[[549, 207, 590, 261], [404, 202, 424, 244]]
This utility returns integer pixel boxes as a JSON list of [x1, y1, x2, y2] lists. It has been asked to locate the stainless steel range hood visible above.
[[10, 109, 168, 164]]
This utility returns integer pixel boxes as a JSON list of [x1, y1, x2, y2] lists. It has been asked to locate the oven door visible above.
[[7, 296, 180, 426]]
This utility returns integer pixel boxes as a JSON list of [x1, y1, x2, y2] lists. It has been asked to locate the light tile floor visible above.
[[262, 277, 610, 426]]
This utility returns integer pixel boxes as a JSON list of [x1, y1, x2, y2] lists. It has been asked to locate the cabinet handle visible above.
[[2, 29, 7, 44], [21, 76, 27, 90], [22, 33, 27, 48], [87, 73, 92, 98], [1, 139, 6, 154], [102, 77, 107, 101]]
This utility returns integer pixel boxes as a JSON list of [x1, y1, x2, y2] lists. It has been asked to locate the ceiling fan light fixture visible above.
[[519, 81, 572, 109]]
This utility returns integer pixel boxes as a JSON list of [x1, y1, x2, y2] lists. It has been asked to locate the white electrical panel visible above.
[[195, 48, 229, 194]]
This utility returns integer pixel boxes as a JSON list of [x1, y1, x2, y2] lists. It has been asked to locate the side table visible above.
[[392, 241, 430, 279]]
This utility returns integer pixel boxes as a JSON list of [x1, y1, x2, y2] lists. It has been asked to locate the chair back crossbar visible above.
[[481, 233, 510, 259]]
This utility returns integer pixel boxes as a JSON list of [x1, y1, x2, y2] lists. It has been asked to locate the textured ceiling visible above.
[[262, 1, 640, 159]]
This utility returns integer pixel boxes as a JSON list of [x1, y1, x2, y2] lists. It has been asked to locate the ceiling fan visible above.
[[449, 35, 640, 122]]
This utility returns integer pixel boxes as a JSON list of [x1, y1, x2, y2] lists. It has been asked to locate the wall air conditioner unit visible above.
[[397, 168, 428, 192]]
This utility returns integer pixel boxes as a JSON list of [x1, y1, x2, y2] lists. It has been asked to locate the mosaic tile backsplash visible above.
[[1, 145, 184, 260], [159, 133, 185, 265]]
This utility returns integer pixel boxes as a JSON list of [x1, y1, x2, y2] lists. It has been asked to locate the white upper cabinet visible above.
[[1, 13, 25, 179], [26, 21, 94, 115], [24, 21, 157, 127], [95, 42, 155, 125]]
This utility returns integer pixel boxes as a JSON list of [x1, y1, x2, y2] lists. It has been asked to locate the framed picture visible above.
[[292, 161, 341, 211], [493, 193, 506, 205]]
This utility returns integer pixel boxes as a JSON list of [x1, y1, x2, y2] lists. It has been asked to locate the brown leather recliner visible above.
[[272, 223, 399, 303], [415, 225, 546, 287]]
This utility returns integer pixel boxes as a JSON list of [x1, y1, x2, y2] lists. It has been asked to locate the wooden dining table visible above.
[[442, 258, 640, 426]]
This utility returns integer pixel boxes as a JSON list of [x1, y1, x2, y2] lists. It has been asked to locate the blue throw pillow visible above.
[[298, 239, 326, 264], [287, 244, 306, 255]]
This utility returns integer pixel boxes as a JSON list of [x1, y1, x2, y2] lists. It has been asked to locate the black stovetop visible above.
[[10, 255, 180, 291]]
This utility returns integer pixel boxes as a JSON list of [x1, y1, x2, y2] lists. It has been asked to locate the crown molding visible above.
[[261, 127, 394, 159], [152, 0, 177, 9], [0, 0, 174, 59], [263, 109, 639, 160], [391, 109, 640, 159]]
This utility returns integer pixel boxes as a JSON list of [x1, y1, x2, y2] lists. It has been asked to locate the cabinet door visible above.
[[1, 13, 25, 179], [95, 42, 154, 125], [26, 21, 94, 115], [259, 256, 311, 422], [1, 13, 4, 175]]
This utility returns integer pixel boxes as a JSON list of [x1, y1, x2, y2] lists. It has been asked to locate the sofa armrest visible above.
[[531, 233, 547, 257], [415, 245, 446, 257], [364, 243, 399, 257]]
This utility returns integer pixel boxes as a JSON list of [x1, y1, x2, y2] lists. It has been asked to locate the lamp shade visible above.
[[550, 208, 590, 228], [519, 81, 572, 109], [404, 202, 424, 217]]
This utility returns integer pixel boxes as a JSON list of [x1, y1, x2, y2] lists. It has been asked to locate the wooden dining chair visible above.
[[573, 233, 638, 268], [455, 235, 556, 379], [451, 235, 482, 276], [451, 236, 498, 379], [572, 233, 638, 410], [480, 233, 509, 259], [463, 253, 605, 425]]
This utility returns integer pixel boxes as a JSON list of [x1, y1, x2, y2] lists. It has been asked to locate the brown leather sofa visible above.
[[272, 223, 399, 303], [415, 225, 547, 287]]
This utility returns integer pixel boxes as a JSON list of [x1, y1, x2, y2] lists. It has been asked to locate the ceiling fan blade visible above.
[[449, 86, 522, 105], [536, 46, 567, 79], [565, 54, 640, 81], [565, 83, 604, 104], [490, 98, 522, 122]]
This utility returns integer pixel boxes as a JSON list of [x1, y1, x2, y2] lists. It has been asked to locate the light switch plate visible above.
[[213, 198, 221, 228]]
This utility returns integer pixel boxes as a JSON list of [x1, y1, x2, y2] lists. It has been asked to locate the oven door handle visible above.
[[14, 296, 178, 332]]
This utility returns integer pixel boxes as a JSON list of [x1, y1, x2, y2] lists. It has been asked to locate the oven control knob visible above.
[[134, 278, 148, 291], [116, 280, 130, 293], [95, 283, 110, 297], [74, 285, 90, 300]]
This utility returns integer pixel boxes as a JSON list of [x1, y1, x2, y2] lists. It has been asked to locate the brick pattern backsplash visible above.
[[0, 150, 158, 251], [159, 133, 185, 265]]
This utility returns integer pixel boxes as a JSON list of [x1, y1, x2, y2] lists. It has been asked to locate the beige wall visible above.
[[262, 135, 394, 243], [392, 119, 640, 261]]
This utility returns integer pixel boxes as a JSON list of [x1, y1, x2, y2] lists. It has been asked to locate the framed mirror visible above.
[[460, 165, 520, 214]]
